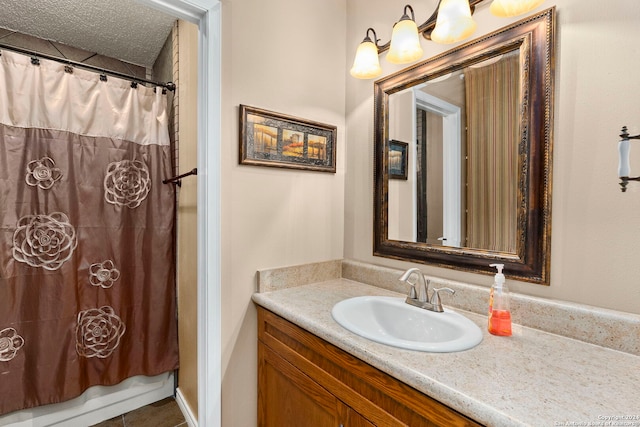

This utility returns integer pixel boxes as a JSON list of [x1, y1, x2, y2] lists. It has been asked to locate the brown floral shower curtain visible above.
[[0, 49, 178, 415]]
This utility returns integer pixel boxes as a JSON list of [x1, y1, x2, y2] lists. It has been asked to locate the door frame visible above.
[[137, 1, 222, 426], [414, 89, 462, 247]]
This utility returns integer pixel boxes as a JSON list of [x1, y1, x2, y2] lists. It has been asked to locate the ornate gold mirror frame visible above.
[[373, 7, 555, 284]]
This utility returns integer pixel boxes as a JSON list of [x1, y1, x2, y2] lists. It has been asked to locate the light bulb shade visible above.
[[490, 0, 545, 17], [431, 0, 477, 44], [386, 19, 423, 64], [350, 40, 382, 79]]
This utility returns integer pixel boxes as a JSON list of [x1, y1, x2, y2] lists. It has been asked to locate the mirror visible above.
[[374, 8, 555, 284]]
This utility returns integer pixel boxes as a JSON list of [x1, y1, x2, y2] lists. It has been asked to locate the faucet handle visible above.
[[398, 268, 420, 299], [405, 281, 418, 299], [430, 287, 455, 312]]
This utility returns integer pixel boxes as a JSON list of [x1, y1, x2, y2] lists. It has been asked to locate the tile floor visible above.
[[90, 397, 186, 427]]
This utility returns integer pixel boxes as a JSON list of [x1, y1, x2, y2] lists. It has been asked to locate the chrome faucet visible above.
[[398, 268, 455, 313], [398, 268, 429, 303]]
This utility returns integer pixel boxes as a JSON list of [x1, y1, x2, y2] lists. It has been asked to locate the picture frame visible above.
[[239, 104, 337, 173], [388, 140, 408, 180]]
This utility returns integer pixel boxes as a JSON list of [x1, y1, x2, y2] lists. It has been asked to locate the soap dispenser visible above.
[[488, 263, 512, 336]]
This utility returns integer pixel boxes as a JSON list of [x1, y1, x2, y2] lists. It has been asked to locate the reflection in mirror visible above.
[[388, 50, 520, 254], [374, 8, 555, 284]]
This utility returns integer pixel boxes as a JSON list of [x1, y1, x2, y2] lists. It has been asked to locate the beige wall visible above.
[[213, 0, 640, 424], [220, 0, 347, 426], [345, 0, 640, 315], [175, 19, 199, 417]]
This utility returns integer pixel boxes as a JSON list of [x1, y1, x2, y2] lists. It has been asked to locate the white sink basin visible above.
[[331, 296, 483, 353]]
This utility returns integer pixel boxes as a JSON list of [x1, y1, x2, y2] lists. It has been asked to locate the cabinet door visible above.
[[258, 307, 483, 427], [259, 342, 341, 427], [338, 403, 375, 427]]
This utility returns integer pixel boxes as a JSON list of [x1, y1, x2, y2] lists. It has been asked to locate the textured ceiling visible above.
[[0, 0, 176, 67]]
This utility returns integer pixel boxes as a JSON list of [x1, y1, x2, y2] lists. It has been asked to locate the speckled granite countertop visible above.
[[252, 279, 640, 427]]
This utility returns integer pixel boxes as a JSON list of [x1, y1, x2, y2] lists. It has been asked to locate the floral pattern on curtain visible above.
[[464, 50, 520, 253], [0, 49, 178, 415]]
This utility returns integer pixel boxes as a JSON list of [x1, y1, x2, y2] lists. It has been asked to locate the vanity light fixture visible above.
[[350, 0, 545, 79], [386, 5, 424, 64], [350, 28, 383, 79], [430, 0, 477, 44], [617, 126, 640, 192]]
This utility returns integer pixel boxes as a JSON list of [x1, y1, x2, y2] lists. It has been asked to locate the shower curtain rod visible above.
[[0, 42, 176, 92]]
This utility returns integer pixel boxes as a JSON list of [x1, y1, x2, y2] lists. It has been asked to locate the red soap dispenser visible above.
[[488, 263, 512, 336]]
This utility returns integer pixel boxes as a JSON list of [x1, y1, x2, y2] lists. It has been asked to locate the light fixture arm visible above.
[[620, 126, 640, 141], [373, 0, 484, 53], [619, 126, 640, 192], [363, 27, 379, 45], [423, 0, 442, 25], [401, 4, 417, 22]]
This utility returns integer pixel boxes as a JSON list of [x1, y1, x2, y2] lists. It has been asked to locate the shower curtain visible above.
[[0, 49, 179, 415], [464, 50, 520, 253]]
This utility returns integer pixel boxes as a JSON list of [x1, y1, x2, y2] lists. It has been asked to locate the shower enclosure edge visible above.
[[0, 372, 174, 427]]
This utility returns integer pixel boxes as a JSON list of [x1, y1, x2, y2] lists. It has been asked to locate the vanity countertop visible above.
[[252, 279, 640, 427]]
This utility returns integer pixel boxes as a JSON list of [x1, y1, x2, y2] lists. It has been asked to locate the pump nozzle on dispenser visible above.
[[490, 263, 505, 285], [490, 263, 503, 272]]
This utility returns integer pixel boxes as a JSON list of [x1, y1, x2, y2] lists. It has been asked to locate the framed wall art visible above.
[[239, 104, 337, 173], [388, 140, 408, 180]]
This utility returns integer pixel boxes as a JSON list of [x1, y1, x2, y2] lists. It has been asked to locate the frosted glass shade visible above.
[[386, 19, 423, 64], [431, 0, 477, 44], [619, 138, 631, 178], [350, 40, 382, 79], [490, 0, 545, 17]]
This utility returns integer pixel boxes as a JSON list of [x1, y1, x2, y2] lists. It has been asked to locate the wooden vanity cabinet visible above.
[[257, 307, 482, 427]]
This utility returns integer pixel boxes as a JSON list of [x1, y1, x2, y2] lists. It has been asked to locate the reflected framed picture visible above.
[[239, 104, 337, 173], [388, 140, 408, 180]]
